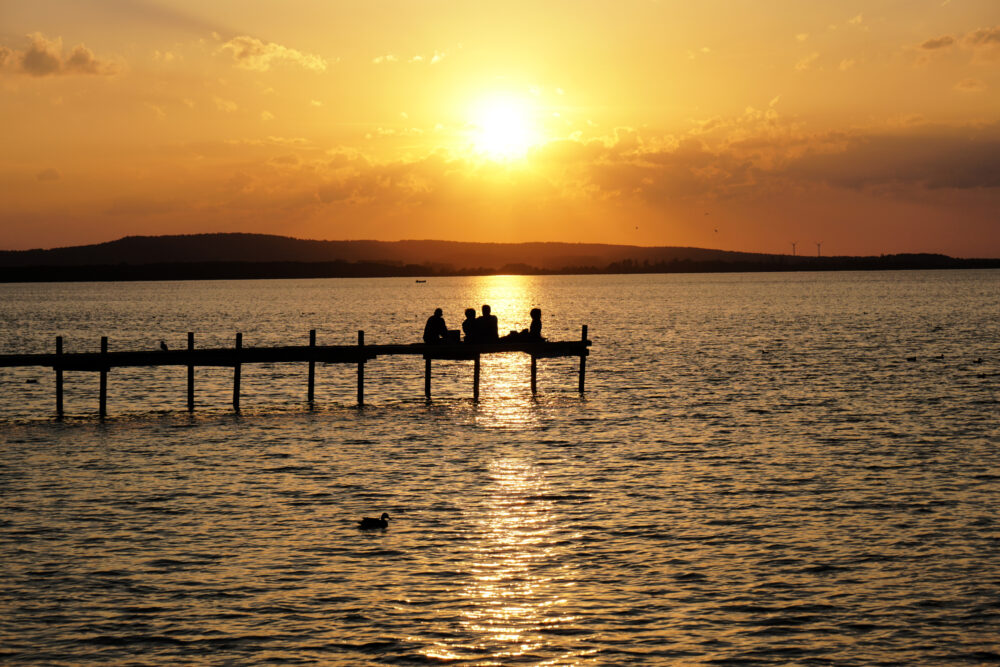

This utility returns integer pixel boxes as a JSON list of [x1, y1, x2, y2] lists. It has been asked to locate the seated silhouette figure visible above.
[[526, 308, 543, 341], [501, 307, 544, 342], [462, 308, 478, 343], [476, 305, 500, 343], [423, 308, 448, 344]]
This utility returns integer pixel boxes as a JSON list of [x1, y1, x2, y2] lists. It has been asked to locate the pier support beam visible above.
[[578, 325, 588, 394], [473, 354, 481, 402], [233, 333, 242, 412], [424, 358, 432, 399], [187, 332, 194, 412], [357, 330, 365, 406], [307, 329, 316, 405], [530, 354, 537, 395], [99, 336, 108, 418], [55, 336, 64, 418]]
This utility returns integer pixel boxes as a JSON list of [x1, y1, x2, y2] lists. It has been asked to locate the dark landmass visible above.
[[0, 233, 996, 283]]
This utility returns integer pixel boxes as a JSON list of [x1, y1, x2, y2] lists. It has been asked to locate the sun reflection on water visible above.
[[464, 274, 552, 431], [422, 456, 585, 663]]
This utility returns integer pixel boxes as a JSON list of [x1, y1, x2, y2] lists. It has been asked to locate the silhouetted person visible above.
[[501, 307, 544, 342], [527, 308, 543, 341], [159, 340, 169, 352], [477, 304, 499, 343], [462, 308, 478, 343], [423, 308, 448, 344]]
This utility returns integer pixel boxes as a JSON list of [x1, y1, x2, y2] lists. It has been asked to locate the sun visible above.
[[471, 94, 539, 159]]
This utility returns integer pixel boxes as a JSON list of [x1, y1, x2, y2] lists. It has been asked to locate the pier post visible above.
[[473, 354, 481, 402], [55, 336, 64, 418], [357, 330, 365, 406], [425, 358, 432, 399], [99, 336, 108, 418], [578, 325, 588, 394], [308, 329, 316, 405], [233, 333, 242, 412], [530, 354, 537, 395], [187, 332, 194, 412]]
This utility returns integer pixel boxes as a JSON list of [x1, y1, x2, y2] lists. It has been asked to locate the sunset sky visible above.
[[2, 0, 998, 256]]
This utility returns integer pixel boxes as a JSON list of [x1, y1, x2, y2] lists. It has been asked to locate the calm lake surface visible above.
[[1, 271, 998, 665]]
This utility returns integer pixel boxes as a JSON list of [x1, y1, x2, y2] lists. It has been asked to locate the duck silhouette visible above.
[[358, 512, 389, 529], [160, 340, 169, 352]]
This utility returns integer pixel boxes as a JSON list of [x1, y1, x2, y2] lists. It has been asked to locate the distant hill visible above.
[[0, 233, 778, 270], [0, 234, 996, 282]]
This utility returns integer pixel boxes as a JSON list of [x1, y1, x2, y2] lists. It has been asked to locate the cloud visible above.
[[374, 51, 446, 65], [965, 26, 1000, 47], [214, 97, 238, 112], [954, 78, 986, 92], [921, 35, 955, 50], [527, 120, 1000, 207], [782, 128, 1000, 190], [795, 52, 819, 71], [1, 33, 116, 76], [217, 36, 326, 72]]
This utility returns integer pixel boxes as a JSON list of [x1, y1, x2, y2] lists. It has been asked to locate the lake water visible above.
[[1, 271, 998, 665]]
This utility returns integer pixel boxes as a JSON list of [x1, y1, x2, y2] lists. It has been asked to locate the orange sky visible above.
[[1, 0, 998, 256]]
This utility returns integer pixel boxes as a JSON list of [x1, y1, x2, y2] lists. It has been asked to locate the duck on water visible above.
[[359, 512, 389, 529]]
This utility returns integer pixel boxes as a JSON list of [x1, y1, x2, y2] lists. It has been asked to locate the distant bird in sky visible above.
[[359, 512, 390, 529], [159, 340, 168, 352]]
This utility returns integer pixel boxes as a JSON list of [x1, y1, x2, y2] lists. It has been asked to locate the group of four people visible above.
[[423, 305, 543, 344]]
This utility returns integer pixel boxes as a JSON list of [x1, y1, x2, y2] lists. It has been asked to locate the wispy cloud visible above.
[[374, 51, 446, 65], [954, 78, 985, 92], [920, 35, 955, 50], [964, 26, 1000, 47], [214, 97, 238, 113], [795, 52, 819, 71], [0, 33, 117, 76], [217, 36, 327, 72]]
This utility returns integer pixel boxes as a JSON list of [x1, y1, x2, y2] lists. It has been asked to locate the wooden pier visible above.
[[0, 326, 591, 417]]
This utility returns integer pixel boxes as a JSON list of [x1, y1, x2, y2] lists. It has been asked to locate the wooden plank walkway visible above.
[[0, 326, 591, 417]]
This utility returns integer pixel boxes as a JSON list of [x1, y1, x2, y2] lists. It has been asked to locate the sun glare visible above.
[[471, 95, 539, 159]]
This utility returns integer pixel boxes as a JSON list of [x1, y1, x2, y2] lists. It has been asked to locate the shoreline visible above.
[[1, 257, 998, 283]]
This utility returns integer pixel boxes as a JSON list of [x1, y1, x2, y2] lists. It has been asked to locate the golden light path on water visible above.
[[405, 275, 590, 661], [465, 274, 550, 431], [419, 456, 590, 663]]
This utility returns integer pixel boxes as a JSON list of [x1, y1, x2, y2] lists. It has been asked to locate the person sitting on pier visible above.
[[462, 308, 478, 343], [501, 308, 545, 342], [477, 304, 500, 343], [423, 308, 448, 344], [526, 308, 543, 341]]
